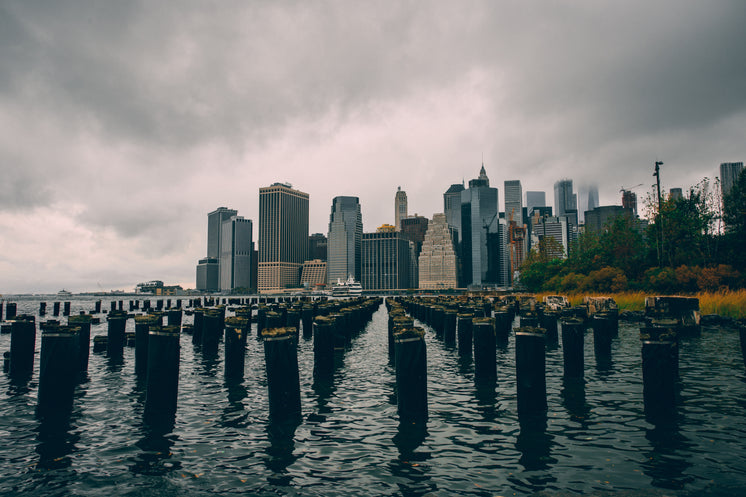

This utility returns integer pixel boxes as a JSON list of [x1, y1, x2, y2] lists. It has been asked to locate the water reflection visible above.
[[35, 406, 79, 471], [391, 420, 435, 496], [474, 378, 497, 422], [221, 378, 249, 428], [515, 412, 556, 472], [130, 410, 181, 476], [265, 418, 300, 487], [642, 414, 694, 490], [561, 377, 590, 425]]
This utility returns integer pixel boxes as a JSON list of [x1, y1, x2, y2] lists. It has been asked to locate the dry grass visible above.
[[535, 290, 746, 319]]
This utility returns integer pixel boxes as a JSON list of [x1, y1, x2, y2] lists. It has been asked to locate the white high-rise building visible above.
[[418, 213, 458, 290]]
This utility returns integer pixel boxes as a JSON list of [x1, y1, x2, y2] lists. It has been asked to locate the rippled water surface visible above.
[[2, 297, 746, 496]]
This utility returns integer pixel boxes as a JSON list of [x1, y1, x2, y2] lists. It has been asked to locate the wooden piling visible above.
[[516, 326, 547, 414]]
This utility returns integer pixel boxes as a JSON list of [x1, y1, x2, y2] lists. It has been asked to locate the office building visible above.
[[394, 187, 408, 231], [300, 259, 327, 289], [401, 215, 428, 288], [554, 179, 577, 219], [196, 257, 219, 292], [577, 185, 599, 224], [460, 165, 501, 287], [207, 207, 238, 259], [720, 162, 744, 198], [220, 216, 254, 292], [361, 231, 413, 290], [622, 190, 638, 217], [504, 180, 523, 229], [327, 196, 363, 285], [525, 191, 546, 214], [418, 213, 458, 290], [584, 206, 632, 233], [531, 215, 568, 259], [308, 233, 328, 261], [258, 182, 309, 291], [669, 188, 683, 201], [444, 183, 465, 235]]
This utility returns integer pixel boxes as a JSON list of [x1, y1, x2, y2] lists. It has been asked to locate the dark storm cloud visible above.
[[0, 0, 744, 292]]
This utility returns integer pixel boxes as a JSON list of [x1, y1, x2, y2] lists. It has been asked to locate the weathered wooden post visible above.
[[38, 323, 79, 416], [473, 317, 496, 381], [67, 314, 92, 373], [144, 325, 181, 418], [6, 302, 17, 320], [457, 313, 473, 357], [394, 327, 428, 422], [134, 314, 157, 377], [515, 326, 547, 414], [641, 318, 678, 417], [561, 317, 585, 379], [313, 315, 336, 381], [10, 315, 36, 377], [262, 327, 302, 422], [106, 310, 128, 361], [224, 317, 248, 380]]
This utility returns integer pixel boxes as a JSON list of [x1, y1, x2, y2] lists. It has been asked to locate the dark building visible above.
[[308, 233, 327, 261], [460, 165, 503, 287], [584, 206, 633, 233], [196, 257, 220, 292], [361, 231, 414, 290]]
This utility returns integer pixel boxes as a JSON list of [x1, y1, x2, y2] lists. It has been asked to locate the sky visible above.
[[1, 1, 744, 294]]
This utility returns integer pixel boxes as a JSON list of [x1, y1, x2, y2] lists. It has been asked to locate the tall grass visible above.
[[535, 290, 745, 318]]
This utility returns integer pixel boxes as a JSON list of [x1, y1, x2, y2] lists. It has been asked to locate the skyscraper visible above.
[[258, 182, 309, 291], [554, 179, 576, 218], [525, 191, 546, 214], [504, 180, 523, 228], [327, 196, 363, 285], [196, 257, 219, 292], [418, 213, 458, 290], [220, 216, 254, 292], [578, 184, 599, 224], [308, 233, 328, 261], [460, 165, 500, 287], [554, 178, 578, 246], [443, 183, 465, 235], [207, 207, 238, 259], [197, 206, 238, 292], [721, 162, 744, 198], [395, 186, 408, 230], [361, 231, 413, 290]]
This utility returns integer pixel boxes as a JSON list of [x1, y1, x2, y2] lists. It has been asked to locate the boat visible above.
[[57, 289, 73, 297], [330, 275, 363, 297]]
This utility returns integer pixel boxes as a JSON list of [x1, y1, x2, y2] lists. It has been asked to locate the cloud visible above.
[[0, 0, 744, 292]]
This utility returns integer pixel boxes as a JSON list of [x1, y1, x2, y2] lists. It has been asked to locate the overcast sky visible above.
[[1, 1, 744, 293]]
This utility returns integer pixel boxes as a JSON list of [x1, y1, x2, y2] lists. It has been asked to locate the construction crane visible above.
[[620, 183, 643, 193]]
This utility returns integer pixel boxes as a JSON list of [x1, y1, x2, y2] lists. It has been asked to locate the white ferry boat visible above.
[[331, 275, 363, 297]]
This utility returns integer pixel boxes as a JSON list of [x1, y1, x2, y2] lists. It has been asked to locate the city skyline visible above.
[[1, 2, 744, 293]]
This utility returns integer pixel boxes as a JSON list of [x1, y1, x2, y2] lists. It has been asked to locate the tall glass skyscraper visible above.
[[220, 216, 254, 292], [395, 187, 408, 230], [721, 162, 744, 198], [504, 180, 523, 228], [460, 165, 500, 287], [207, 207, 238, 259], [327, 196, 362, 285], [258, 183, 309, 291]]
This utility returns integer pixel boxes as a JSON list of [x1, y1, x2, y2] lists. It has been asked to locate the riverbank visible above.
[[536, 289, 746, 320]]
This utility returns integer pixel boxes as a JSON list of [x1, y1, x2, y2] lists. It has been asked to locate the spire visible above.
[[479, 164, 487, 181]]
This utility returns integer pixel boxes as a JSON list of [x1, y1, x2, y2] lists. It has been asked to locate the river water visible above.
[[1, 296, 745, 496]]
